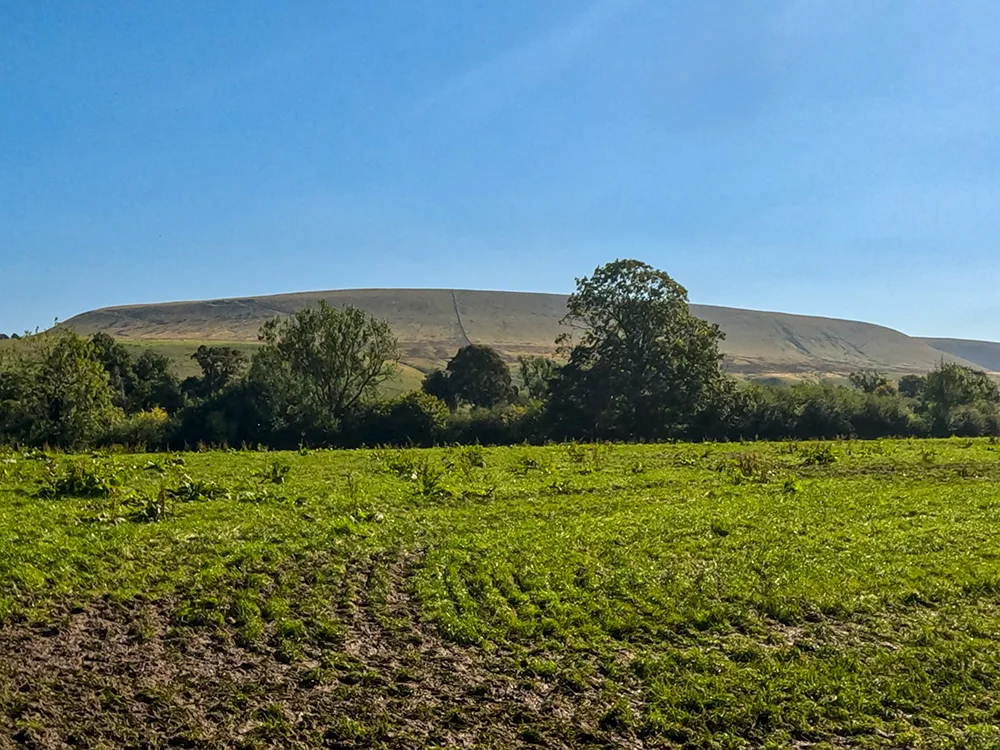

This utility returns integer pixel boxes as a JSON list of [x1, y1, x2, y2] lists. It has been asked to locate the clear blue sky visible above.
[[3, 1, 999, 339]]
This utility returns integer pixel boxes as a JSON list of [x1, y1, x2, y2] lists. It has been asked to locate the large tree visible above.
[[848, 370, 895, 395], [445, 344, 515, 409], [924, 362, 998, 408], [548, 259, 727, 440], [421, 345, 515, 410], [249, 303, 399, 436]]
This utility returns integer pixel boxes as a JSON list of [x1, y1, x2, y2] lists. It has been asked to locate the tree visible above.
[[445, 344, 515, 408], [130, 350, 183, 413], [0, 330, 121, 447], [250, 303, 399, 438], [421, 368, 458, 411], [898, 374, 926, 399], [547, 259, 727, 440], [848, 370, 895, 395], [90, 332, 136, 408], [518, 355, 559, 401], [920, 362, 999, 435], [923, 362, 998, 408], [189, 345, 248, 397]]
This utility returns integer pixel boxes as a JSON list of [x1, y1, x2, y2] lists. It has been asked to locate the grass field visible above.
[[2, 440, 1000, 747]]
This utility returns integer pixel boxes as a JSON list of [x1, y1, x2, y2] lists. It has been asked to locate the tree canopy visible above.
[[0, 330, 121, 447], [249, 302, 400, 437], [445, 344, 515, 409], [189, 345, 248, 398], [548, 259, 727, 440]]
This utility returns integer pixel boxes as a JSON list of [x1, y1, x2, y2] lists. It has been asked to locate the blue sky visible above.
[[3, 1, 999, 339]]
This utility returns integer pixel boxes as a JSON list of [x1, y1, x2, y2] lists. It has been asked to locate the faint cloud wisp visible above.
[[415, 0, 645, 120]]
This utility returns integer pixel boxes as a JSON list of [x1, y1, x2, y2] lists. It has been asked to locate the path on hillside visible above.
[[451, 290, 472, 347]]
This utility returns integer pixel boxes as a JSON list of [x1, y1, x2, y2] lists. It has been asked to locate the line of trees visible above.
[[2, 260, 999, 450]]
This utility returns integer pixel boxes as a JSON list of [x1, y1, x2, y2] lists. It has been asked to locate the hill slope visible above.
[[920, 338, 1000, 373], [63, 288, 985, 377]]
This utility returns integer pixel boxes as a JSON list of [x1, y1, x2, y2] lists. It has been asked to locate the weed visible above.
[[453, 444, 487, 481], [800, 443, 838, 466], [782, 477, 803, 494], [565, 443, 588, 464], [256, 460, 291, 485], [514, 454, 554, 475], [458, 444, 486, 468], [126, 487, 171, 523], [36, 459, 127, 498], [168, 475, 231, 502], [377, 450, 418, 478], [728, 452, 774, 483], [413, 457, 448, 497]]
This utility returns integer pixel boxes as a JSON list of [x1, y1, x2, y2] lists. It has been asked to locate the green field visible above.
[[3, 440, 1000, 747]]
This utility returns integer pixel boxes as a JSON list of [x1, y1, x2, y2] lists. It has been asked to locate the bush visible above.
[[852, 394, 922, 439], [444, 403, 540, 445], [37, 459, 128, 498], [949, 402, 1000, 437], [99, 408, 174, 449], [356, 392, 450, 447]]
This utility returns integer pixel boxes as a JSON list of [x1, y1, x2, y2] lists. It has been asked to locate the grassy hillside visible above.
[[921, 337, 1000, 373], [3, 440, 1000, 746], [63, 288, 984, 378]]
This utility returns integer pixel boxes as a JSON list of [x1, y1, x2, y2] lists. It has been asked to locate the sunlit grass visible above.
[[2, 439, 1000, 745]]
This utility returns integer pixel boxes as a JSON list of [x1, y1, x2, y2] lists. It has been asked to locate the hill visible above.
[[63, 288, 988, 378], [920, 338, 1000, 373]]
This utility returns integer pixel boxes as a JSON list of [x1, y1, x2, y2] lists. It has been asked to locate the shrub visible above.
[[37, 459, 128, 498], [99, 408, 173, 449], [728, 452, 774, 483], [949, 402, 1000, 437], [800, 443, 838, 466], [444, 404, 534, 446], [356, 392, 449, 447]]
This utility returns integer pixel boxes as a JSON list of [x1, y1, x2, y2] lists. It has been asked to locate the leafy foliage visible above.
[[187, 345, 248, 398], [0, 330, 122, 447], [358, 391, 450, 447], [848, 369, 896, 395], [249, 302, 400, 442], [517, 355, 559, 401], [445, 344, 516, 409], [420, 368, 458, 411], [548, 259, 727, 440]]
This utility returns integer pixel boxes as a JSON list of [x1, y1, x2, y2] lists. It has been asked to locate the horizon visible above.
[[5, 2, 1000, 339]]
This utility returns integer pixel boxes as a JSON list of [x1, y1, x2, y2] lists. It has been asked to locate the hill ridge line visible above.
[[61, 288, 1000, 377]]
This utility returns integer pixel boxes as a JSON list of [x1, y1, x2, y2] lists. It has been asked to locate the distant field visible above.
[[61, 287, 993, 378], [3, 440, 1000, 746]]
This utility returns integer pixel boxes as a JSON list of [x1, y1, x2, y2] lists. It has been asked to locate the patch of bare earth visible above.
[[0, 556, 645, 749]]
